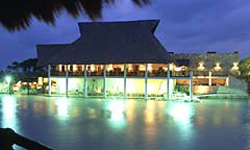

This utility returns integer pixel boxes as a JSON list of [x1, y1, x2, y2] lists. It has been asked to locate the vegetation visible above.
[[239, 57, 250, 78], [1, 0, 150, 31], [174, 85, 189, 95], [3, 58, 46, 95]]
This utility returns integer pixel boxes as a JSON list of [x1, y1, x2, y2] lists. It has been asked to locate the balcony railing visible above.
[[49, 70, 240, 77]]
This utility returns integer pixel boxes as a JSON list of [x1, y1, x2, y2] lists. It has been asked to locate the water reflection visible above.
[[106, 100, 126, 129], [167, 103, 194, 125], [1, 96, 18, 131], [0, 96, 249, 150], [55, 97, 70, 117], [144, 101, 156, 124], [167, 102, 195, 148]]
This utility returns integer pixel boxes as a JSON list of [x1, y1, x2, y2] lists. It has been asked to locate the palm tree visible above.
[[19, 58, 37, 73], [6, 65, 14, 72], [0, 0, 149, 31], [6, 61, 20, 73], [19, 58, 38, 95]]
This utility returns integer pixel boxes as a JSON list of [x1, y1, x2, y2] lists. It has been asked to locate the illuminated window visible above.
[[139, 64, 146, 71], [73, 65, 77, 72], [128, 64, 133, 71], [214, 62, 222, 71], [148, 64, 153, 72], [198, 62, 205, 71], [87, 64, 95, 71], [58, 64, 62, 72], [107, 64, 113, 71]]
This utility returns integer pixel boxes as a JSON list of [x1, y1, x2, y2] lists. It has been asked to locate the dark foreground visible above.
[[0, 95, 249, 150]]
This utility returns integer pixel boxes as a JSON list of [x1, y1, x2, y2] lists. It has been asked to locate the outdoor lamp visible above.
[[5, 76, 11, 84]]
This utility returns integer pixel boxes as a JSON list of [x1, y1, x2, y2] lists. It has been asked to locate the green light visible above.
[[167, 103, 193, 123], [5, 76, 11, 83], [106, 100, 127, 129], [56, 97, 70, 117]]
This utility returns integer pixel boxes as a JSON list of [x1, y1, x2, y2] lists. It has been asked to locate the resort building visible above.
[[171, 51, 241, 94], [36, 20, 243, 99], [37, 20, 187, 100]]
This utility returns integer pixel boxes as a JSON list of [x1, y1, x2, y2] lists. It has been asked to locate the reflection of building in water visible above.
[[167, 103, 195, 143], [144, 101, 159, 148], [33, 101, 49, 116], [194, 101, 240, 127], [55, 98, 70, 117], [125, 100, 136, 122], [2, 96, 18, 131], [144, 101, 156, 124], [106, 100, 127, 129]]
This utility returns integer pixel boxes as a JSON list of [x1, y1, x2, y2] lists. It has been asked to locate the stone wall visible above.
[[173, 52, 239, 71]]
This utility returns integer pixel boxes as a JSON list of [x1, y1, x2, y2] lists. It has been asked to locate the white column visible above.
[[124, 64, 127, 99], [66, 65, 69, 97], [42, 77, 45, 94], [167, 64, 170, 100], [189, 71, 193, 101], [209, 71, 212, 86], [84, 65, 87, 97], [145, 64, 148, 100], [104, 65, 107, 99], [48, 65, 51, 97], [225, 77, 229, 86]]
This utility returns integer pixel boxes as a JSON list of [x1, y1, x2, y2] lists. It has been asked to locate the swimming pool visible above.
[[0, 95, 249, 150]]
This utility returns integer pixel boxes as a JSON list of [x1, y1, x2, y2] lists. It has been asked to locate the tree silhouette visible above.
[[19, 58, 38, 95], [239, 57, 250, 77], [19, 58, 37, 73], [0, 0, 150, 31], [6, 61, 20, 73]]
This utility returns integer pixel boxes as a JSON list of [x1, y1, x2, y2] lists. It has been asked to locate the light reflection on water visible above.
[[1, 96, 18, 131], [0, 95, 249, 150]]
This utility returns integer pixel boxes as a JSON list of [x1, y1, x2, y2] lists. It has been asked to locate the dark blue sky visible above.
[[0, 0, 250, 70]]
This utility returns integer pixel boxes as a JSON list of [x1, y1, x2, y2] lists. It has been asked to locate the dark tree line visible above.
[[7, 58, 44, 73], [6, 58, 45, 95]]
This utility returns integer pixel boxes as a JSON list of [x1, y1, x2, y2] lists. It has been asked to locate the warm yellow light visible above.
[[231, 62, 239, 71], [90, 64, 95, 71], [169, 63, 175, 70], [107, 64, 113, 71], [148, 64, 153, 72], [214, 62, 222, 71], [73, 64, 77, 72], [198, 62, 205, 71], [58, 64, 62, 72], [139, 64, 146, 71], [175, 67, 182, 72]]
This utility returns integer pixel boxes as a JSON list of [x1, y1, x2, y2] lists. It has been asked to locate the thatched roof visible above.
[[37, 20, 175, 66], [1, 0, 149, 31]]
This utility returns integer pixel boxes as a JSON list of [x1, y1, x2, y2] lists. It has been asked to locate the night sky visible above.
[[0, 0, 250, 70]]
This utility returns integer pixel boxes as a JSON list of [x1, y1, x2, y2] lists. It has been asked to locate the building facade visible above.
[[36, 20, 241, 99], [37, 20, 188, 100]]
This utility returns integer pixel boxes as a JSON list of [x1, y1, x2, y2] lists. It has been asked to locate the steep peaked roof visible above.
[[37, 20, 174, 66]]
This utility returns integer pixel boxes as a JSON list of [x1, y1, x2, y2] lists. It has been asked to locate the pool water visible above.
[[0, 95, 249, 150]]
